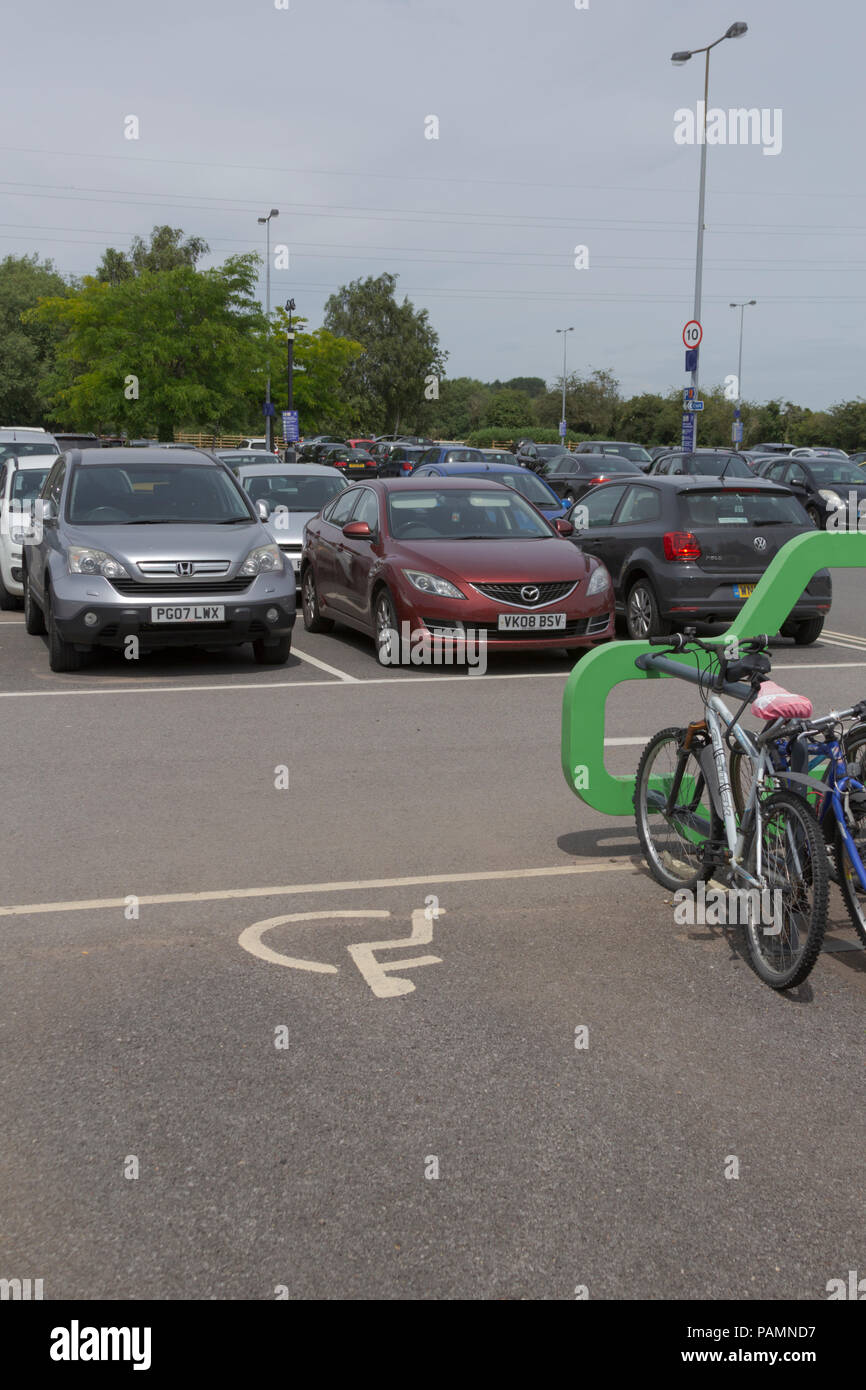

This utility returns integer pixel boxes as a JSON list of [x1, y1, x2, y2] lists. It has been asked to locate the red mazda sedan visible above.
[[300, 478, 614, 662]]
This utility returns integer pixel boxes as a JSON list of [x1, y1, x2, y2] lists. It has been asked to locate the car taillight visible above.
[[589, 474, 609, 485], [401, 462, 413, 472], [663, 531, 702, 561]]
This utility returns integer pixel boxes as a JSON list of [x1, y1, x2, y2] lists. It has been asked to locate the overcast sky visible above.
[[3, 0, 864, 408]]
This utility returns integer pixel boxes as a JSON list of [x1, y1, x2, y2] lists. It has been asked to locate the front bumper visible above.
[[393, 576, 615, 651]]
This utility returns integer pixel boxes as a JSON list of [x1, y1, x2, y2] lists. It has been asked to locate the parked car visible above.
[[413, 445, 486, 467], [298, 436, 344, 461], [22, 448, 296, 671], [848, 451, 866, 467], [411, 459, 571, 520], [377, 445, 429, 478], [0, 435, 60, 465], [789, 446, 850, 460], [575, 441, 654, 470], [214, 449, 280, 476], [751, 442, 795, 455], [236, 462, 348, 588], [514, 441, 571, 472], [536, 451, 643, 503], [322, 445, 379, 477], [0, 454, 56, 608], [50, 432, 100, 451], [238, 437, 281, 453], [648, 446, 677, 461], [300, 478, 613, 662], [347, 438, 376, 451], [756, 455, 866, 528], [480, 449, 517, 465], [566, 475, 831, 644], [649, 450, 754, 479]]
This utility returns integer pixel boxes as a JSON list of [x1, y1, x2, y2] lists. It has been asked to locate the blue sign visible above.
[[685, 348, 698, 373], [681, 413, 696, 451], [732, 420, 743, 443], [684, 399, 704, 412], [682, 387, 695, 403], [262, 401, 276, 417], [559, 419, 567, 438], [282, 409, 299, 442]]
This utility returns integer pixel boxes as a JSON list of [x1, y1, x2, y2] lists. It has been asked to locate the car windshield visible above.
[[680, 489, 808, 527], [242, 472, 345, 512], [218, 452, 274, 465], [0, 442, 60, 462], [67, 463, 252, 524], [388, 489, 553, 540], [463, 470, 558, 507], [610, 444, 652, 463], [805, 460, 864, 484], [683, 454, 753, 478], [12, 467, 51, 502]]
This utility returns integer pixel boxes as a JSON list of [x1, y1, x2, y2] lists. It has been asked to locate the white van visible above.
[[0, 454, 56, 607]]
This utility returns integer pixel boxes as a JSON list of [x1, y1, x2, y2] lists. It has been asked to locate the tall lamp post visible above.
[[257, 208, 279, 451], [285, 297, 296, 458], [556, 327, 574, 445], [672, 21, 748, 447], [729, 298, 756, 449]]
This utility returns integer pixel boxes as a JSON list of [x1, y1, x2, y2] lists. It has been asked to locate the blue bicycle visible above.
[[731, 702, 866, 945]]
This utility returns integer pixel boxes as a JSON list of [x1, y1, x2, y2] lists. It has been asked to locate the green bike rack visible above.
[[561, 530, 866, 817]]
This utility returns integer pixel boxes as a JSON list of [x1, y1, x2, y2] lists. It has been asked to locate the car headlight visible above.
[[239, 544, 283, 576], [819, 489, 843, 509], [586, 564, 611, 595], [402, 569, 465, 599], [68, 547, 129, 579]]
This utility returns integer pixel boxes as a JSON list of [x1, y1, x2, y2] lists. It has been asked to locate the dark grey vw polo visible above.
[[22, 448, 297, 672]]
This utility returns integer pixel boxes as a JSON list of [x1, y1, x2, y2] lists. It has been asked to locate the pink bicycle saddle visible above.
[[752, 680, 813, 721]]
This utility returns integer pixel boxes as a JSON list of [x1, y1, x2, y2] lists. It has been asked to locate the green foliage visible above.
[[323, 272, 447, 434], [95, 226, 210, 285], [0, 254, 71, 424], [482, 387, 535, 429], [269, 309, 364, 435], [465, 426, 580, 447]]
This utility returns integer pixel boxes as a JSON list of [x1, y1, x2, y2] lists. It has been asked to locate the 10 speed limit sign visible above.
[[682, 319, 703, 348]]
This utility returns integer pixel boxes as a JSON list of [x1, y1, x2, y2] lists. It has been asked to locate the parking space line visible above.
[[292, 648, 359, 682], [0, 861, 633, 918]]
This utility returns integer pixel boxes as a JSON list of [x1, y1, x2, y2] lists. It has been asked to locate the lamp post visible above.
[[556, 327, 574, 445], [257, 208, 279, 451], [729, 298, 756, 449], [672, 21, 747, 447]]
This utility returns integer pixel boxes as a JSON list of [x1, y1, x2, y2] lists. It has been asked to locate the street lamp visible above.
[[257, 208, 280, 450], [556, 327, 574, 445], [729, 299, 756, 449], [671, 22, 748, 447]]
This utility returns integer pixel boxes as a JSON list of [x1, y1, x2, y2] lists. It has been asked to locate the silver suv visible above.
[[22, 448, 297, 671]]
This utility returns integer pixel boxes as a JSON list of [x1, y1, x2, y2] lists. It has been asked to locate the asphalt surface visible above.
[[1, 573, 865, 1300]]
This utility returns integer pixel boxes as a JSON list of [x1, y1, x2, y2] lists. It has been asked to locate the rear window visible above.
[[679, 490, 809, 528], [682, 454, 753, 478]]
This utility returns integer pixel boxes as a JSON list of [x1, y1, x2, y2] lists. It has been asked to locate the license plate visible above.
[[497, 612, 566, 631], [733, 584, 756, 599], [150, 605, 225, 623]]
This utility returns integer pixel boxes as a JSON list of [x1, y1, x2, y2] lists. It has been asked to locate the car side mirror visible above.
[[342, 520, 372, 538], [255, 499, 269, 520], [554, 517, 574, 536], [40, 498, 56, 523]]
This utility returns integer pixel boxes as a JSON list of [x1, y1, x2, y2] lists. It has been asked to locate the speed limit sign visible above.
[[683, 320, 703, 348]]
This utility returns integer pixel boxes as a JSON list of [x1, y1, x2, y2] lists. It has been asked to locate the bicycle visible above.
[[729, 703, 866, 946], [633, 633, 829, 990]]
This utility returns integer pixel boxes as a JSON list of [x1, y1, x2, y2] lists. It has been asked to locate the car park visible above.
[[300, 477, 613, 662], [649, 450, 754, 479], [536, 451, 643, 503], [22, 447, 296, 671], [0, 454, 56, 608], [411, 459, 570, 520], [236, 461, 348, 588], [565, 475, 831, 643], [756, 454, 866, 527]]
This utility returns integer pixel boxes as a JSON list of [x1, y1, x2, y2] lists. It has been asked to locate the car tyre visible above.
[[805, 505, 823, 529], [625, 579, 672, 641], [374, 588, 400, 667], [793, 616, 824, 647], [252, 634, 292, 665], [301, 567, 333, 633], [23, 568, 46, 634], [46, 585, 86, 672]]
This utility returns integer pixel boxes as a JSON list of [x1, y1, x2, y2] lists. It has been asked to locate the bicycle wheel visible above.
[[833, 728, 866, 946], [743, 789, 828, 989], [635, 726, 719, 892]]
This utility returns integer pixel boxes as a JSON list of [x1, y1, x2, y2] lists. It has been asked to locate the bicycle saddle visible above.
[[752, 681, 813, 721]]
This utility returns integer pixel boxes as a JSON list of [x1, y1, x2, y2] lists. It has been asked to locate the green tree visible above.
[[483, 387, 534, 429], [323, 272, 447, 433], [268, 309, 364, 435], [0, 254, 71, 424], [420, 376, 489, 438], [95, 225, 210, 285], [30, 254, 264, 438]]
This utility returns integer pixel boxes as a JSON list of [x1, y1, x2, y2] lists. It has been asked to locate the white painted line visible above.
[[292, 648, 359, 682], [818, 637, 866, 653], [0, 669, 572, 698], [605, 737, 650, 746], [823, 629, 866, 646], [773, 660, 866, 672], [0, 861, 634, 918]]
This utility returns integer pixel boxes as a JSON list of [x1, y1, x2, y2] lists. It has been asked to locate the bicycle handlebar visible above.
[[635, 650, 755, 700]]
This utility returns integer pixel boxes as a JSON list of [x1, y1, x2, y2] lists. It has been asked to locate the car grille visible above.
[[423, 615, 609, 640], [109, 577, 253, 596], [472, 581, 578, 607]]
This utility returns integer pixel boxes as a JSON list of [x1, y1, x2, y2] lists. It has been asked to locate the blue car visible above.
[[410, 460, 570, 521]]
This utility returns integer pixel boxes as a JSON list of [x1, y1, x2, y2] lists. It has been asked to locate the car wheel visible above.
[[806, 505, 823, 528], [23, 568, 45, 634], [46, 586, 86, 672], [301, 567, 333, 633], [793, 617, 824, 647], [625, 579, 671, 641], [0, 569, 18, 611], [374, 588, 400, 666], [252, 634, 292, 664]]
